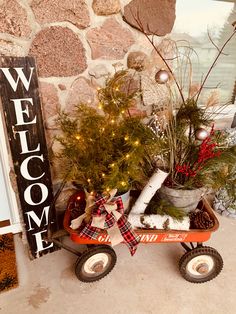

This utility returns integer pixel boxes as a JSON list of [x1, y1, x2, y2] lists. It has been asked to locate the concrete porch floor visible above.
[[0, 213, 236, 314]]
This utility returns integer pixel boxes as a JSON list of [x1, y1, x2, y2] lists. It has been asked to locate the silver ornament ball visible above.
[[155, 69, 169, 84], [195, 128, 209, 140]]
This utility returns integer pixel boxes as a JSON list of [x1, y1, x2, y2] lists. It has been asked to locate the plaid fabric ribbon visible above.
[[79, 194, 140, 255]]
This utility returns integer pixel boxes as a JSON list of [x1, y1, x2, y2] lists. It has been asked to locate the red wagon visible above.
[[48, 191, 223, 284]]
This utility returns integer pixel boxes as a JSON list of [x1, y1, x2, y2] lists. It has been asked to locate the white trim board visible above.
[[0, 105, 22, 234], [0, 223, 22, 235]]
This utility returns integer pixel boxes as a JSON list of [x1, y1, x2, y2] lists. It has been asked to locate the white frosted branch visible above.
[[131, 168, 168, 214], [128, 213, 190, 230]]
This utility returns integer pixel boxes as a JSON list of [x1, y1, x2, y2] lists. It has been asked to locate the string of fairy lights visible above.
[[72, 80, 146, 192], [76, 69, 173, 192]]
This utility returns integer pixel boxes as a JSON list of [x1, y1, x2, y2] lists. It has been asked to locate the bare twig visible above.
[[196, 29, 236, 102], [207, 29, 228, 56]]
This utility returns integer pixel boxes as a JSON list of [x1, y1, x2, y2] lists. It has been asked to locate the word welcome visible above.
[[0, 57, 55, 257]]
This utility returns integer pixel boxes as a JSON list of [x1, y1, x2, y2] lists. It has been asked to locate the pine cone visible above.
[[190, 211, 214, 229]]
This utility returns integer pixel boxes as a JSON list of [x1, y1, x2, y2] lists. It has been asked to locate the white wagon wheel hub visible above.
[[83, 253, 110, 274], [186, 255, 214, 276]]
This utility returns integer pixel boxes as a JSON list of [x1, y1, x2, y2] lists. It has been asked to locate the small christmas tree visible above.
[[56, 71, 162, 194]]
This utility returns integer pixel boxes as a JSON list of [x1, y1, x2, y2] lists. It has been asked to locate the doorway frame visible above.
[[0, 111, 22, 235]]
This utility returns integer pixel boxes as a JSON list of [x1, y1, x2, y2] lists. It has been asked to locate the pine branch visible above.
[[145, 198, 187, 221]]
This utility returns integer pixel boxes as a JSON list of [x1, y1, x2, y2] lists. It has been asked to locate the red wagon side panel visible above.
[[69, 229, 212, 245], [64, 193, 218, 245]]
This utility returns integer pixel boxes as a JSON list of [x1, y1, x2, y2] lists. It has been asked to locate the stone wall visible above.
[[0, 0, 176, 205]]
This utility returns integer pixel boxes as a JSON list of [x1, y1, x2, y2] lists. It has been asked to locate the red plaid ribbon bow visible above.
[[78, 194, 140, 255]]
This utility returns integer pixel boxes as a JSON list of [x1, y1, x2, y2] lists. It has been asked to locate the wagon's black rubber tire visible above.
[[179, 246, 223, 283], [75, 245, 117, 282]]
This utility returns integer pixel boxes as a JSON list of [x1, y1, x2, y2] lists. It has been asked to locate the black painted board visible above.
[[0, 56, 57, 258]]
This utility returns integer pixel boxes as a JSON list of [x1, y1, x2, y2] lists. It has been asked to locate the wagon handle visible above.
[[47, 171, 71, 241]]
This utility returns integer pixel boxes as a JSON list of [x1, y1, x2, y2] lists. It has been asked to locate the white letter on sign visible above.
[[1, 67, 34, 92], [11, 98, 36, 126], [16, 130, 40, 154], [25, 206, 50, 231], [24, 183, 48, 206], [20, 155, 45, 180], [33, 230, 53, 253]]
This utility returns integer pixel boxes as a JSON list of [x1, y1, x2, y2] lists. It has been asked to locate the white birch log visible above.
[[131, 168, 168, 214], [128, 213, 190, 230]]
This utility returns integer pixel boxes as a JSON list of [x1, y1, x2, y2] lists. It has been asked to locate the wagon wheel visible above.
[[75, 245, 117, 282], [179, 246, 223, 283]]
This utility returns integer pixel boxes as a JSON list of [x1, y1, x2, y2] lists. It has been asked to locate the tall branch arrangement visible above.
[[125, 13, 236, 189]]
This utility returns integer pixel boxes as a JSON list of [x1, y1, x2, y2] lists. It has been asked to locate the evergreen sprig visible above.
[[98, 70, 138, 116], [145, 198, 187, 221]]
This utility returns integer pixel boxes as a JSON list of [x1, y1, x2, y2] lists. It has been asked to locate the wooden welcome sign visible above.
[[0, 56, 56, 258]]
